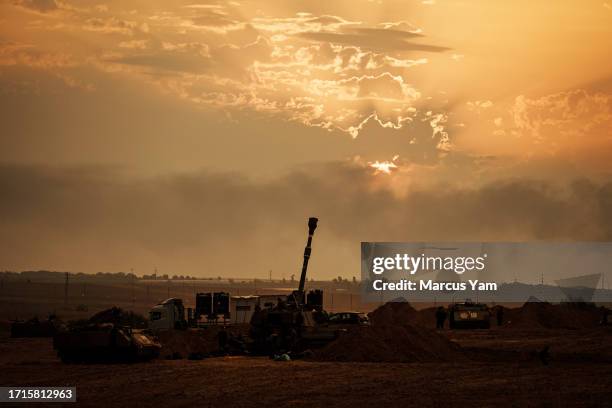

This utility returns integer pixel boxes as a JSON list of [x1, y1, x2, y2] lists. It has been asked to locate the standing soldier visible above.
[[600, 307, 609, 326], [218, 326, 229, 354], [435, 306, 447, 329], [497, 307, 504, 326]]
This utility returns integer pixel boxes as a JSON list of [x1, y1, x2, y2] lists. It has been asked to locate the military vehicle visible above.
[[148, 292, 232, 330], [149, 298, 188, 330], [327, 312, 370, 329], [449, 301, 490, 329], [53, 323, 161, 363], [249, 217, 345, 354]]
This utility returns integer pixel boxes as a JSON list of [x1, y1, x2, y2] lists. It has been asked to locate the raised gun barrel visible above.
[[297, 217, 318, 301]]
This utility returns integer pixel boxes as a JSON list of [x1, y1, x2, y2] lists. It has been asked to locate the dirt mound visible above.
[[415, 307, 439, 329], [368, 302, 441, 328], [368, 302, 419, 326], [155, 325, 249, 359], [155, 329, 219, 358], [313, 323, 463, 363], [87, 307, 147, 328], [504, 302, 602, 330]]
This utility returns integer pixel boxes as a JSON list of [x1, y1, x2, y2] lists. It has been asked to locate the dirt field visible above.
[[1, 329, 611, 407], [1, 281, 611, 407]]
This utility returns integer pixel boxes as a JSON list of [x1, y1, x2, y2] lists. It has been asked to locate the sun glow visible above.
[[369, 155, 399, 174]]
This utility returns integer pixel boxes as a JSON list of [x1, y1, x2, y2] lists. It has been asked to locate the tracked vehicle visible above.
[[53, 323, 161, 363], [249, 218, 342, 354]]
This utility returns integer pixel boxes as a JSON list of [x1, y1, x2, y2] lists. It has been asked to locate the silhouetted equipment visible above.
[[214, 292, 230, 317], [196, 293, 213, 317], [148, 292, 231, 330], [306, 289, 324, 311], [327, 311, 370, 327], [293, 217, 318, 306], [194, 292, 231, 321], [53, 323, 160, 363], [250, 217, 343, 354]]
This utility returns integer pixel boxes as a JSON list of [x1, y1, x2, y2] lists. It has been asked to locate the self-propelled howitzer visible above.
[[290, 217, 318, 307]]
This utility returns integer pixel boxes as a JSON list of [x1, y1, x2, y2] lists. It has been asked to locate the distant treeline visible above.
[[0, 270, 361, 286], [0, 270, 199, 282]]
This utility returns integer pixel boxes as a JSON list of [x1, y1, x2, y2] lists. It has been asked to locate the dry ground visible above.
[[0, 333, 611, 408], [1, 282, 610, 407]]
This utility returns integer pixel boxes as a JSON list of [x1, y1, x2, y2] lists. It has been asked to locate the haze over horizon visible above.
[[1, 0, 611, 278]]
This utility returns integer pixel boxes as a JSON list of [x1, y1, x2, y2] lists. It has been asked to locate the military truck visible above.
[[449, 301, 490, 329], [148, 292, 232, 330], [148, 298, 188, 330]]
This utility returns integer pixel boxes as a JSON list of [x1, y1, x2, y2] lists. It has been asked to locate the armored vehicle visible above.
[[449, 301, 490, 329], [53, 323, 161, 363]]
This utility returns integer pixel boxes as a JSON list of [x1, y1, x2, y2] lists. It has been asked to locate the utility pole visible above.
[[130, 268, 135, 310], [64, 272, 69, 307]]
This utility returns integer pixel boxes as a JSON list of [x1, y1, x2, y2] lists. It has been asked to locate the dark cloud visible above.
[[107, 38, 270, 79], [304, 15, 347, 25], [350, 28, 424, 40], [13, 0, 59, 13], [296, 29, 450, 53], [189, 9, 239, 27], [1, 163, 611, 277], [582, 74, 612, 94], [107, 52, 211, 74]]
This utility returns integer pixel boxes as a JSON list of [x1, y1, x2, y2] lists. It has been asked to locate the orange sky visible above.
[[0, 0, 611, 277]]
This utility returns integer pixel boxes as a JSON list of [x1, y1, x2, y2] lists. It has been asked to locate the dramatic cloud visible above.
[[455, 89, 612, 172], [82, 17, 149, 36], [1, 0, 612, 275], [2, 0, 453, 144], [2, 163, 612, 277], [511, 90, 611, 145]]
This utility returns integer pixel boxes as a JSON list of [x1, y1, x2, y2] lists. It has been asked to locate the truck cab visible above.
[[148, 298, 187, 330]]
